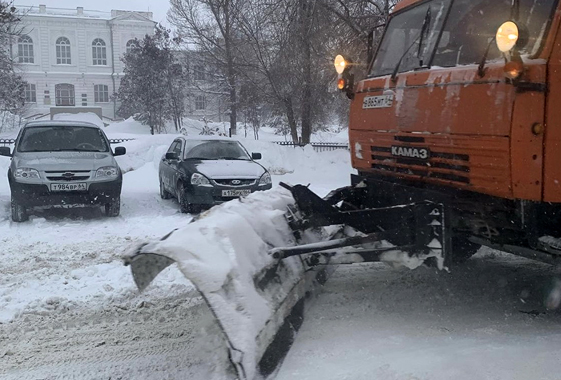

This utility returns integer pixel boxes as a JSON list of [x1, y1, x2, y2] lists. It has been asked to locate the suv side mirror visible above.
[[0, 146, 11, 157], [252, 152, 262, 160], [114, 146, 126, 156], [166, 152, 179, 160]]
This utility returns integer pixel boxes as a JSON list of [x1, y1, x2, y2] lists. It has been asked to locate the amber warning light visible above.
[[337, 78, 346, 90]]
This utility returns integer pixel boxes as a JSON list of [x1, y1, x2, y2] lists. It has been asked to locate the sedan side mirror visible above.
[[252, 152, 262, 160], [166, 152, 179, 160], [114, 146, 126, 156], [0, 146, 11, 157]]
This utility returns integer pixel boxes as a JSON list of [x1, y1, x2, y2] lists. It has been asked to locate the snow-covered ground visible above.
[[0, 119, 352, 379], [2, 116, 561, 379]]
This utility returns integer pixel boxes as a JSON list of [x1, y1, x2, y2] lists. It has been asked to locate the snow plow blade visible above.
[[123, 183, 447, 378], [123, 188, 333, 380]]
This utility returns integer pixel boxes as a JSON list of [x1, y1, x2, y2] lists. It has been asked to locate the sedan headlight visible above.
[[95, 166, 119, 178], [259, 172, 272, 186], [191, 173, 212, 187], [14, 167, 40, 179]]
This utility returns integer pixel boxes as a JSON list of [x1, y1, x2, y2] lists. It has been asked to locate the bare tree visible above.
[[169, 0, 244, 135], [0, 1, 26, 117]]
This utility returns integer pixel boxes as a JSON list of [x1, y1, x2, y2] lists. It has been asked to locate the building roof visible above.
[[15, 4, 154, 22]]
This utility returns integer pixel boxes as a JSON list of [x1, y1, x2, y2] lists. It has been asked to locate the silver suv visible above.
[[0, 121, 126, 222]]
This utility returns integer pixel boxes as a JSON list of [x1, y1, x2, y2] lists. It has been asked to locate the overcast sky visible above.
[[19, 1, 170, 25]]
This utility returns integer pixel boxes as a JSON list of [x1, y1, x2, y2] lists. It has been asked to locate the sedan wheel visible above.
[[160, 178, 172, 199], [176, 181, 194, 214]]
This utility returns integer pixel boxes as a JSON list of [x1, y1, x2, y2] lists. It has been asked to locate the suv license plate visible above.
[[50, 183, 87, 191], [222, 189, 251, 197]]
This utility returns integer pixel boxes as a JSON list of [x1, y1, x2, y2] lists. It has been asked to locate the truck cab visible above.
[[340, 0, 561, 262]]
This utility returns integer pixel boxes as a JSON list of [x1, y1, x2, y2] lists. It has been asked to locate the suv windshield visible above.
[[18, 126, 110, 153], [370, 0, 559, 76], [184, 140, 251, 160]]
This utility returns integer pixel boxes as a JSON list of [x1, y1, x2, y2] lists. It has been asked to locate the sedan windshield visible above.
[[18, 126, 109, 153], [184, 140, 251, 160]]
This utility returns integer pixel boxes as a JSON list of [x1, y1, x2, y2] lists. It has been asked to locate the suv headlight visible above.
[[259, 172, 272, 186], [191, 173, 212, 187], [95, 166, 119, 178], [14, 167, 40, 179]]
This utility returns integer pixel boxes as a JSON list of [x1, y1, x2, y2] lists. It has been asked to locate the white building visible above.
[[13, 5, 155, 119]]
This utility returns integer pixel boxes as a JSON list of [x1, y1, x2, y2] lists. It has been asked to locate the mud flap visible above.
[[123, 189, 331, 379]]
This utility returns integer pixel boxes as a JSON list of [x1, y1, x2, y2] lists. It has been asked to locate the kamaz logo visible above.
[[391, 146, 429, 160]]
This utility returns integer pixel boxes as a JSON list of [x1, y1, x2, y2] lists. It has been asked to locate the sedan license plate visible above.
[[50, 183, 87, 191], [222, 189, 251, 197]]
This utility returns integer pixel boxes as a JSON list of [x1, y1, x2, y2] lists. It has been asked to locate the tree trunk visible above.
[[300, 0, 313, 145], [284, 97, 299, 144]]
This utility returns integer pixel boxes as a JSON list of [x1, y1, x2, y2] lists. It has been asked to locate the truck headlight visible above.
[[14, 167, 40, 179], [496, 21, 519, 52], [259, 172, 272, 186], [191, 173, 212, 187], [95, 166, 119, 178]]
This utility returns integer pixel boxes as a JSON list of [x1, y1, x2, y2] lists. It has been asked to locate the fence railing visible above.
[[0, 139, 14, 147], [0, 138, 135, 147], [273, 141, 349, 152]]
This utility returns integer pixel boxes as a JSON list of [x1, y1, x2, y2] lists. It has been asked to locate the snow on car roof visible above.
[[23, 120, 102, 129]]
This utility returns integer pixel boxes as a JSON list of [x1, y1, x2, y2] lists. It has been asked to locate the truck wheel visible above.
[[160, 179, 172, 199], [105, 197, 121, 217], [450, 237, 480, 264], [177, 182, 195, 214], [11, 197, 28, 222]]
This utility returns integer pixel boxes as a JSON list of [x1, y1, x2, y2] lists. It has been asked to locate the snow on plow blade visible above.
[[123, 188, 332, 379]]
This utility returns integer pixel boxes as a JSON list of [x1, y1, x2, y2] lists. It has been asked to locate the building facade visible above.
[[13, 5, 155, 119]]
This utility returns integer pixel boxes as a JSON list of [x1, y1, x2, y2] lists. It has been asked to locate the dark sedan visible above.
[[159, 137, 273, 213]]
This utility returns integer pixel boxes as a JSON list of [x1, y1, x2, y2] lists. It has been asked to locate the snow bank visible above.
[[53, 112, 105, 128], [104, 117, 151, 137]]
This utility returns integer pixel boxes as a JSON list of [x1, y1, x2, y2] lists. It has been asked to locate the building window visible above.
[[125, 39, 138, 55], [56, 37, 71, 65], [194, 65, 205, 81], [92, 38, 107, 65], [55, 83, 75, 106], [195, 95, 206, 110], [24, 84, 36, 103], [94, 84, 109, 103], [18, 35, 34, 64]]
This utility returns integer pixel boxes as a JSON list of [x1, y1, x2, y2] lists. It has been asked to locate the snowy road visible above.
[[277, 252, 561, 380], [2, 133, 561, 379], [0, 134, 352, 379]]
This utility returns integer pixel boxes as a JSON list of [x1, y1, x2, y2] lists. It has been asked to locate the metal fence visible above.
[[0, 139, 14, 147], [0, 138, 134, 147], [273, 141, 349, 152]]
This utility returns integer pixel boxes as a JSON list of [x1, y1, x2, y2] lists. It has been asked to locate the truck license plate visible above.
[[50, 183, 87, 191], [363, 95, 394, 109], [222, 189, 251, 197]]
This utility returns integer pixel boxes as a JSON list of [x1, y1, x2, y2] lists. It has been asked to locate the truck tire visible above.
[[11, 197, 28, 222], [450, 237, 480, 264], [105, 197, 121, 217]]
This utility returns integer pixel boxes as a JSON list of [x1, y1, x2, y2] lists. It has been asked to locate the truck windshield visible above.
[[370, 0, 559, 76], [18, 126, 110, 153]]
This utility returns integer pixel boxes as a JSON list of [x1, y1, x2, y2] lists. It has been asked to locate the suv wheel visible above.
[[160, 179, 172, 199], [11, 197, 28, 222], [105, 197, 121, 217]]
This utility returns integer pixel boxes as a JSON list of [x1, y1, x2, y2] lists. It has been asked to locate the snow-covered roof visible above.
[[15, 4, 153, 22]]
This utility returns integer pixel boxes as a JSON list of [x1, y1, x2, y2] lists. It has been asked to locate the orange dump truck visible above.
[[332, 0, 561, 264]]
